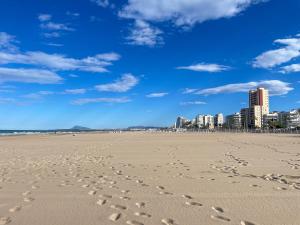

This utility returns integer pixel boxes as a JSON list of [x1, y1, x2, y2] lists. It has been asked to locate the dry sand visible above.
[[0, 132, 299, 225]]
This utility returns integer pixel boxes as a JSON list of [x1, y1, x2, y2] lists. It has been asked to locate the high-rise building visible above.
[[214, 113, 224, 128], [248, 87, 269, 128]]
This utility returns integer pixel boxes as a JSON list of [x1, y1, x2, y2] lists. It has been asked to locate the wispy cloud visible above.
[[0, 67, 62, 84], [0, 97, 15, 104], [180, 101, 206, 106], [22, 91, 54, 99], [126, 20, 163, 47], [66, 11, 80, 17], [177, 63, 231, 72], [253, 34, 300, 69], [0, 51, 121, 73], [90, 0, 111, 8], [72, 97, 131, 105], [0, 32, 18, 52], [38, 14, 75, 38], [64, 89, 86, 94], [194, 80, 293, 96], [146, 92, 168, 98], [95, 73, 139, 92], [182, 88, 198, 94], [38, 14, 52, 22], [40, 22, 75, 32]]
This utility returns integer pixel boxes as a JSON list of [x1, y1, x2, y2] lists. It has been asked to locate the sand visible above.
[[0, 132, 299, 225]]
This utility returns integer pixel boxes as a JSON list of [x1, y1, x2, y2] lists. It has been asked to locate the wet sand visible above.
[[0, 132, 299, 225]]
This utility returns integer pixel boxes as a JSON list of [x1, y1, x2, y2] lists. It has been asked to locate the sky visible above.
[[0, 0, 300, 129]]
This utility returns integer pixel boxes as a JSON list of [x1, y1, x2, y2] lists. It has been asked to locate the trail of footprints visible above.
[[0, 143, 258, 225]]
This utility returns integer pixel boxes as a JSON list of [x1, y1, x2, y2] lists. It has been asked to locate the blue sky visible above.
[[0, 0, 300, 129]]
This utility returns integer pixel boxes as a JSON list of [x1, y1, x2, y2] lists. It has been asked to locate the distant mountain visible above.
[[71, 126, 91, 131]]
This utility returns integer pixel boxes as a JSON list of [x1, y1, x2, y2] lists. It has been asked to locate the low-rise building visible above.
[[226, 112, 242, 129], [204, 115, 214, 129], [263, 112, 279, 128], [175, 117, 190, 128], [240, 108, 250, 129]]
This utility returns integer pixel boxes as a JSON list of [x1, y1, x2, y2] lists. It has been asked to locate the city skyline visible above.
[[1, 0, 300, 129]]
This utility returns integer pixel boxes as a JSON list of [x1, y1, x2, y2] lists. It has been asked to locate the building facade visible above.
[[248, 87, 270, 128], [214, 113, 224, 128], [226, 112, 242, 129]]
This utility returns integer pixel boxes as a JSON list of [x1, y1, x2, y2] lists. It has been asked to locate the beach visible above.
[[0, 132, 299, 225]]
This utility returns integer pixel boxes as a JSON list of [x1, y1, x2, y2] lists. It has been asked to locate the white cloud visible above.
[[95, 73, 139, 92], [180, 101, 206, 105], [45, 43, 64, 47], [95, 52, 121, 61], [126, 20, 163, 47], [38, 14, 75, 38], [43, 32, 62, 38], [146, 92, 168, 98], [64, 89, 86, 94], [23, 91, 54, 99], [66, 11, 80, 17], [0, 32, 18, 52], [253, 35, 300, 69], [72, 97, 131, 105], [0, 97, 15, 104], [91, 0, 110, 8], [0, 67, 62, 84], [177, 63, 231, 72], [280, 63, 300, 73], [119, 0, 267, 27], [182, 88, 197, 94], [0, 51, 120, 73], [40, 22, 75, 31], [38, 14, 52, 22], [194, 80, 293, 96]]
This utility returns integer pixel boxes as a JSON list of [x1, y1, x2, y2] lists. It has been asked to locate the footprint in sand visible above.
[[159, 191, 173, 195], [156, 186, 165, 190], [110, 204, 127, 210], [126, 220, 144, 225], [241, 221, 256, 225], [23, 197, 34, 202], [88, 190, 96, 195], [22, 191, 31, 196], [161, 218, 175, 225], [185, 202, 202, 206], [0, 217, 11, 225], [182, 194, 192, 199], [109, 213, 121, 221], [135, 202, 145, 208], [99, 194, 112, 199], [96, 199, 106, 205], [134, 212, 151, 218], [211, 215, 230, 222], [120, 196, 131, 200], [212, 206, 224, 213], [9, 206, 21, 213]]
